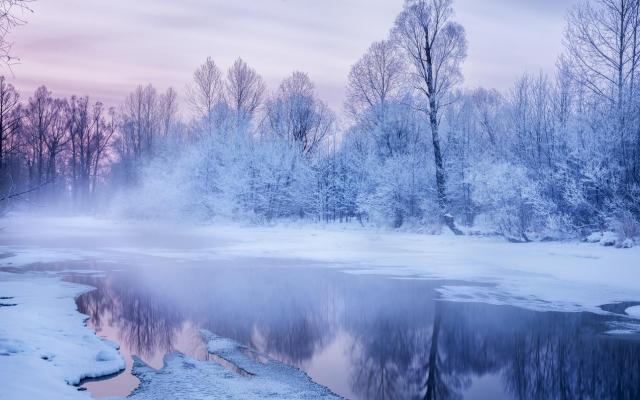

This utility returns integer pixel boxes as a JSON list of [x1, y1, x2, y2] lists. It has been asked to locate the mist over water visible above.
[[1, 0, 639, 398], [68, 265, 640, 400]]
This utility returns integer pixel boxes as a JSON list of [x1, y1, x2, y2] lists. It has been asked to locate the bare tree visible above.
[[18, 86, 70, 202], [225, 58, 265, 128], [393, 0, 467, 234], [187, 57, 223, 135], [67, 96, 115, 205], [265, 71, 335, 155], [89, 102, 115, 197], [345, 40, 406, 121], [0, 75, 19, 168], [68, 95, 90, 201], [121, 84, 159, 160], [43, 98, 68, 186], [0, 0, 33, 66], [24, 86, 55, 186], [114, 84, 160, 186], [158, 86, 178, 137]]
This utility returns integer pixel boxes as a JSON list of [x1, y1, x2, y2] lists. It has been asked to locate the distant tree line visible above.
[[1, 0, 639, 243]]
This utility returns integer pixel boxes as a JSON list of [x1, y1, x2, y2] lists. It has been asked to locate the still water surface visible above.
[[67, 265, 640, 400]]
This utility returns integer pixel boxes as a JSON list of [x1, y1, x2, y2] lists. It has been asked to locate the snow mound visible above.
[[620, 238, 635, 248], [627, 306, 640, 318], [0, 272, 125, 399], [128, 331, 341, 400], [585, 232, 602, 243], [600, 231, 617, 246], [586, 231, 635, 248]]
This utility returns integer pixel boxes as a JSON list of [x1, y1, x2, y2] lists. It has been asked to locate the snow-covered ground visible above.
[[0, 271, 341, 400], [127, 332, 340, 399], [0, 271, 124, 400], [1, 214, 640, 399]]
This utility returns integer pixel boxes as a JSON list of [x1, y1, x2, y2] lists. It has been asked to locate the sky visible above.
[[5, 0, 576, 115]]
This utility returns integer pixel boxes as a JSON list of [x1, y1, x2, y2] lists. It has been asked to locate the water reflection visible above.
[[71, 267, 640, 400], [74, 274, 185, 359]]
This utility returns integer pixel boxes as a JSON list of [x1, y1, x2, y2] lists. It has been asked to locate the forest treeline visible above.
[[1, 0, 639, 243]]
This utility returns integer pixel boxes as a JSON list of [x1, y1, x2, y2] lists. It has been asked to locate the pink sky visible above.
[[5, 0, 574, 116]]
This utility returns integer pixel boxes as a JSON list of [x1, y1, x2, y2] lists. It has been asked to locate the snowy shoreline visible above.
[[2, 214, 640, 315], [0, 271, 125, 400], [0, 269, 345, 400], [0, 215, 640, 312], [1, 214, 640, 398]]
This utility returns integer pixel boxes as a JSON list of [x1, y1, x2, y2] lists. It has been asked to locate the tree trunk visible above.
[[425, 47, 463, 235]]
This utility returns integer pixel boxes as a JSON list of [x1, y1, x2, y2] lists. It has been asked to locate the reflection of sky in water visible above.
[[70, 266, 640, 400]]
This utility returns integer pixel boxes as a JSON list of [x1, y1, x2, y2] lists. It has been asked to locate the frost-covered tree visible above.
[[345, 40, 406, 121], [2, 1, 638, 243], [345, 40, 415, 159], [565, 0, 640, 188], [225, 58, 265, 129], [158, 87, 178, 138], [561, 0, 640, 236], [187, 57, 224, 136], [265, 72, 335, 155], [467, 160, 553, 241], [393, 0, 467, 233]]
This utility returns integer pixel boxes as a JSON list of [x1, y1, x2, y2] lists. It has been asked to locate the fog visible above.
[[1, 1, 640, 398]]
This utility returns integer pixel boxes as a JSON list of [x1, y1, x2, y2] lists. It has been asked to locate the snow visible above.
[[0, 264, 341, 399], [1, 214, 640, 397], [621, 238, 635, 248], [585, 231, 636, 248], [627, 306, 640, 318], [0, 271, 125, 400], [127, 331, 340, 399], [0, 246, 102, 267], [586, 232, 602, 243], [2, 214, 640, 317], [600, 231, 618, 246]]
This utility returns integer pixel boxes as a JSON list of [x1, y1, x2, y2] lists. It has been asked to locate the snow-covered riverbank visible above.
[[2, 214, 640, 314], [1, 214, 640, 399], [0, 272, 124, 399], [0, 270, 343, 400]]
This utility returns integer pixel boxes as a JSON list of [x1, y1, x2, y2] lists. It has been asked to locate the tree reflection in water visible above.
[[343, 276, 469, 400], [71, 267, 640, 400], [73, 273, 184, 359]]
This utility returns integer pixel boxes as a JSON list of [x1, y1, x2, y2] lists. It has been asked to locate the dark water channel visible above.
[[67, 265, 640, 400]]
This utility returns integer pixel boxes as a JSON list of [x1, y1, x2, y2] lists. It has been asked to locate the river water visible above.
[[65, 264, 640, 400]]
